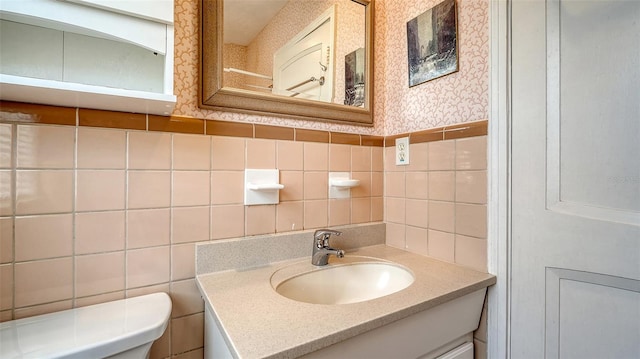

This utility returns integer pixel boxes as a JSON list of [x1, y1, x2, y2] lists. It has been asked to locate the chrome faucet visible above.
[[312, 229, 344, 266]]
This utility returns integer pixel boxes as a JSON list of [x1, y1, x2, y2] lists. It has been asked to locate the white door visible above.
[[272, 6, 335, 102], [510, 0, 640, 358]]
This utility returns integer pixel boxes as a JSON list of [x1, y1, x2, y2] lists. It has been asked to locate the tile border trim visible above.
[[0, 101, 486, 146]]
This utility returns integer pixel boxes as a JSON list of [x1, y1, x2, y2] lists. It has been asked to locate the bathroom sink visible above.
[[272, 260, 414, 305]]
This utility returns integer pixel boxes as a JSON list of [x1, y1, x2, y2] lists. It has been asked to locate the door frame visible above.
[[487, 0, 511, 357]]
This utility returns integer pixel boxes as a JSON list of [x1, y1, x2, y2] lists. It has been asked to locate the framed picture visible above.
[[344, 47, 365, 107], [406, 0, 458, 87]]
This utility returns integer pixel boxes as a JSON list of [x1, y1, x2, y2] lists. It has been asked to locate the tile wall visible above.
[[0, 102, 489, 358], [0, 105, 383, 358], [383, 123, 488, 272]]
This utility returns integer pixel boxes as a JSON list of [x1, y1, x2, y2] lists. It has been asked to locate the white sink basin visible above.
[[272, 260, 414, 305]]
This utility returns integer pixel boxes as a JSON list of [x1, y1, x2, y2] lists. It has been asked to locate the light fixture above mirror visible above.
[[200, 0, 374, 126]]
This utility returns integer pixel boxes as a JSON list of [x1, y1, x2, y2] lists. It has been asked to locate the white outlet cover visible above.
[[395, 137, 410, 165]]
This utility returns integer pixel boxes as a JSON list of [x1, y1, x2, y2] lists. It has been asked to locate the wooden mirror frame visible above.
[[199, 0, 374, 126]]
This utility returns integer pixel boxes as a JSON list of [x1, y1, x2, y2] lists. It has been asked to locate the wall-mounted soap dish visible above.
[[245, 169, 284, 205], [328, 172, 360, 199]]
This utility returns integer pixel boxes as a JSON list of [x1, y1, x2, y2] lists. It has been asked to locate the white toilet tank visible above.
[[0, 292, 172, 359]]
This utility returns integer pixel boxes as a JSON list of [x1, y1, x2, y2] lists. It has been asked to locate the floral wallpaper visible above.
[[173, 0, 488, 136]]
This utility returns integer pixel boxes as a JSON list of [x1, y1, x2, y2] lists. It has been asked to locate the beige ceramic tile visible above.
[[351, 146, 371, 172], [76, 170, 125, 211], [77, 127, 126, 169], [351, 172, 371, 198], [406, 142, 428, 171], [170, 279, 204, 318], [456, 136, 487, 170], [428, 201, 455, 233], [173, 171, 210, 207], [211, 136, 245, 170], [371, 197, 384, 221], [428, 230, 455, 262], [385, 172, 405, 198], [385, 197, 405, 224], [126, 246, 170, 289], [456, 171, 487, 204], [276, 201, 304, 233], [75, 211, 125, 254], [172, 348, 204, 359], [384, 146, 405, 172], [172, 206, 210, 243], [303, 172, 328, 200], [127, 209, 170, 249], [0, 310, 12, 322], [127, 171, 171, 209], [428, 171, 455, 201], [16, 125, 74, 169], [329, 144, 351, 172], [15, 214, 72, 261], [150, 321, 171, 359], [128, 131, 171, 170], [405, 226, 429, 256], [171, 243, 195, 281], [277, 141, 303, 170], [210, 205, 244, 240], [428, 140, 456, 170], [126, 283, 170, 298], [0, 170, 11, 216], [371, 172, 383, 197], [15, 170, 73, 215], [75, 291, 125, 308], [405, 171, 428, 199], [14, 300, 72, 319], [171, 313, 204, 354], [0, 218, 13, 263], [246, 205, 276, 236], [385, 222, 405, 249], [351, 197, 371, 224], [210, 171, 244, 205], [0, 124, 12, 168], [14, 257, 73, 307], [456, 234, 488, 272], [455, 204, 487, 238], [303, 142, 328, 171], [0, 264, 12, 310], [371, 147, 383, 172], [246, 138, 276, 169], [173, 133, 211, 170], [304, 200, 328, 229], [328, 199, 350, 226], [405, 199, 428, 229], [75, 252, 125, 297], [280, 171, 303, 201]]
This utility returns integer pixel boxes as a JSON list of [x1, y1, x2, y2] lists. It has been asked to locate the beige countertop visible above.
[[196, 244, 496, 359]]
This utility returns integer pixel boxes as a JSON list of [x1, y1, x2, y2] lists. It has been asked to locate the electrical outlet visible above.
[[395, 137, 410, 165]]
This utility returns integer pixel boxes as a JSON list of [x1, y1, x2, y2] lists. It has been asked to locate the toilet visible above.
[[0, 292, 171, 359]]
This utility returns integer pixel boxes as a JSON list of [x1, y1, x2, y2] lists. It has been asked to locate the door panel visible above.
[[510, 0, 640, 357]]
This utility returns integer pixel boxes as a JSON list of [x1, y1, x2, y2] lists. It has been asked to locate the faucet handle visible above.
[[313, 229, 342, 247]]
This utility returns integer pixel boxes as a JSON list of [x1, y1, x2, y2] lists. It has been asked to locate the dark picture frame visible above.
[[406, 0, 458, 87]]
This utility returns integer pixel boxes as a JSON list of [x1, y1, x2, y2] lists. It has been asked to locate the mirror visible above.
[[200, 0, 374, 126]]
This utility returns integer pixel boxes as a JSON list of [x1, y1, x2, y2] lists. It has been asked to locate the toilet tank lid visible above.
[[0, 292, 172, 359]]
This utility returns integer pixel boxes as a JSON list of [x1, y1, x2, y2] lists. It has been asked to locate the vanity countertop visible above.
[[196, 244, 496, 359]]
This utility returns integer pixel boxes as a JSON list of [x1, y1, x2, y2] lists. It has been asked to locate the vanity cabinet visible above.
[[0, 0, 176, 115]]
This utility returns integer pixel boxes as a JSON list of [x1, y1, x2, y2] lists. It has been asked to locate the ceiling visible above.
[[223, 0, 289, 46]]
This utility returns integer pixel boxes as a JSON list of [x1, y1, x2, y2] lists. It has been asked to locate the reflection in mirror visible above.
[[223, 0, 365, 106], [200, 0, 374, 126]]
